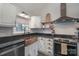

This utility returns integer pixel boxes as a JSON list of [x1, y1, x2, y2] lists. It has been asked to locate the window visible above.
[[13, 12, 30, 34]]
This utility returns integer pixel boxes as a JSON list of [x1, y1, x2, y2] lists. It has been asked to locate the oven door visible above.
[[54, 40, 77, 56], [0, 41, 24, 56]]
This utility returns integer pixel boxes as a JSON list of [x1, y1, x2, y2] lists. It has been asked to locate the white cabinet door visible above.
[[25, 46, 29, 56], [29, 44, 34, 56], [29, 42, 38, 56], [32, 41, 39, 56], [1, 3, 17, 27], [25, 42, 39, 56], [0, 4, 2, 23], [38, 37, 54, 55], [38, 37, 46, 53]]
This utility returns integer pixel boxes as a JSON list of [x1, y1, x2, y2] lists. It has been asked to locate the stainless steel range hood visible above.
[[54, 3, 78, 23]]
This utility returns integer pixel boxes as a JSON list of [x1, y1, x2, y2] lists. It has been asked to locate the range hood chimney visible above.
[[54, 3, 79, 23], [60, 3, 66, 17]]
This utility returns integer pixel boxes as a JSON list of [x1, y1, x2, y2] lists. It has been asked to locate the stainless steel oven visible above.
[[54, 38, 77, 56]]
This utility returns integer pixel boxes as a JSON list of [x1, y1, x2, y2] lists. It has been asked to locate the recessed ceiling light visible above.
[[18, 13, 30, 19], [19, 13, 25, 17]]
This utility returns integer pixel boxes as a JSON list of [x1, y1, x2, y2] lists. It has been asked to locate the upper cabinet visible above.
[[0, 3, 18, 27], [0, 4, 2, 22], [30, 16, 42, 28]]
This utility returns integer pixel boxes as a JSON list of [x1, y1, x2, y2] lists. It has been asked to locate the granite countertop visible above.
[[0, 32, 77, 39], [0, 32, 77, 48]]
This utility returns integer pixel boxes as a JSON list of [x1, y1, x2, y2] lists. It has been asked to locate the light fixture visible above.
[[18, 12, 30, 19], [19, 13, 25, 17]]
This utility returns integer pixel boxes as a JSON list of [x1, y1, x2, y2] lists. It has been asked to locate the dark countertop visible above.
[[0, 33, 77, 48], [0, 33, 77, 44], [0, 33, 76, 39]]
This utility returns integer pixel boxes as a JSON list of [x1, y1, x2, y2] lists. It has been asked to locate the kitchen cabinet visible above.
[[0, 4, 2, 23], [25, 41, 39, 56], [25, 36, 39, 56], [38, 37, 54, 56], [29, 42, 38, 56], [38, 37, 46, 53], [30, 16, 42, 28], [0, 3, 18, 27]]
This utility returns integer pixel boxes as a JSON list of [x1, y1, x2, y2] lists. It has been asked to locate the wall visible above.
[[0, 27, 13, 37], [67, 3, 79, 18], [40, 3, 79, 21], [40, 3, 60, 21], [29, 16, 42, 28], [54, 22, 77, 35]]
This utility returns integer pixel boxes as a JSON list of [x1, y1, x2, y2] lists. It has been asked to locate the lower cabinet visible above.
[[25, 41, 39, 56], [24, 36, 39, 56], [38, 37, 54, 56]]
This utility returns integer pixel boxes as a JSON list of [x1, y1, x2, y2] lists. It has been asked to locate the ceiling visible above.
[[12, 3, 49, 16]]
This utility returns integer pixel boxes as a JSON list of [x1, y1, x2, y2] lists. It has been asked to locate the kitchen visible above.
[[0, 3, 79, 56]]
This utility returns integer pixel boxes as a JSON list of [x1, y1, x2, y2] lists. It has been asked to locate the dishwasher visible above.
[[0, 39, 25, 56]]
